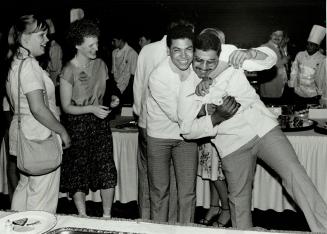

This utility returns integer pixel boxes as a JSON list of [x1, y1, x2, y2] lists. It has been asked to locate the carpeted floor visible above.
[[0, 194, 310, 232]]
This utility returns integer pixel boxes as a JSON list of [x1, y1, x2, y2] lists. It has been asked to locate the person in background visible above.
[[111, 32, 138, 105], [60, 19, 119, 217], [138, 31, 152, 50], [6, 14, 71, 213], [289, 25, 326, 105], [0, 28, 18, 203], [45, 18, 63, 87], [259, 29, 290, 104], [178, 32, 327, 232], [1, 95, 18, 203], [314, 57, 327, 107]]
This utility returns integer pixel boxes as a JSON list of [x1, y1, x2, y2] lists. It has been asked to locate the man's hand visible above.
[[110, 95, 120, 108], [211, 96, 241, 125], [228, 49, 257, 69], [195, 77, 213, 96]]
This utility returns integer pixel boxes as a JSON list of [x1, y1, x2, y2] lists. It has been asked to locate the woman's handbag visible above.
[[16, 59, 62, 176]]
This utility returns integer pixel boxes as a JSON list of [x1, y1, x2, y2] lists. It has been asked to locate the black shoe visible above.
[[198, 206, 222, 226], [212, 208, 231, 228]]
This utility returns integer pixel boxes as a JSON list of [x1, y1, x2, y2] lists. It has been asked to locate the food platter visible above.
[[114, 120, 138, 130], [278, 115, 317, 132], [0, 211, 57, 234], [314, 121, 327, 135]]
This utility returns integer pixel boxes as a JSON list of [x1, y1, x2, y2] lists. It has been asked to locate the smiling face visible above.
[[76, 36, 98, 59], [192, 49, 219, 79], [21, 30, 49, 57], [168, 38, 193, 71], [270, 30, 284, 46]]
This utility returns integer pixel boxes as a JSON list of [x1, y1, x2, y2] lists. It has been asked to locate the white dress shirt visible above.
[[178, 67, 279, 157], [133, 36, 168, 128], [147, 57, 193, 140], [112, 43, 138, 93], [133, 38, 277, 129]]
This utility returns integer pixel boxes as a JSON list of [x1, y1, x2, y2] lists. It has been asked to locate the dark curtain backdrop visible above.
[[0, 1, 325, 75]]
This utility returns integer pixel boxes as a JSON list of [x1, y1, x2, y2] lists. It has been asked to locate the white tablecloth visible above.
[[196, 130, 327, 211], [1, 125, 327, 213], [0, 211, 295, 234], [59, 131, 139, 203]]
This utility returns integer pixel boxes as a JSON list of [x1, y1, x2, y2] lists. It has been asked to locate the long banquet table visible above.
[[58, 117, 139, 203], [1, 117, 327, 213], [197, 128, 327, 211], [74, 119, 327, 212], [0, 210, 305, 234]]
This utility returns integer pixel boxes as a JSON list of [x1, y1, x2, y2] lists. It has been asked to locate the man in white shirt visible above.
[[289, 25, 326, 104], [146, 24, 198, 223], [112, 33, 138, 105], [146, 24, 243, 223], [178, 32, 327, 231]]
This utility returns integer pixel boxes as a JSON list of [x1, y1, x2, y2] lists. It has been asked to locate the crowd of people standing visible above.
[[0, 7, 326, 233]]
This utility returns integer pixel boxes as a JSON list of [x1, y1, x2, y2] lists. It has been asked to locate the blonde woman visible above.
[[6, 14, 70, 213]]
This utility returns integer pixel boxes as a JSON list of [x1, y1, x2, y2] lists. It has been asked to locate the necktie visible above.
[[279, 46, 290, 79]]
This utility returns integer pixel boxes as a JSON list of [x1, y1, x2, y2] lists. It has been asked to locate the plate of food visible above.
[[115, 120, 138, 129], [278, 115, 317, 132], [314, 121, 327, 135], [0, 211, 57, 234]]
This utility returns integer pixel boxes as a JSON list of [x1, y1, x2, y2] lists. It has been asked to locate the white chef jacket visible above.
[[289, 50, 325, 97]]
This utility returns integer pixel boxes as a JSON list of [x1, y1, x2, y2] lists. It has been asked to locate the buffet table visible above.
[[58, 116, 139, 203], [83, 119, 327, 212], [0, 210, 301, 234], [197, 128, 327, 211], [1, 117, 327, 213]]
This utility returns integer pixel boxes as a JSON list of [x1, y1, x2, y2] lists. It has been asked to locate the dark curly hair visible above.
[[67, 19, 100, 47], [166, 24, 194, 48], [195, 32, 222, 57]]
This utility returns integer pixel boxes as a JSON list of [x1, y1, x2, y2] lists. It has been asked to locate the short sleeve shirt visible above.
[[6, 57, 59, 155], [61, 58, 109, 106]]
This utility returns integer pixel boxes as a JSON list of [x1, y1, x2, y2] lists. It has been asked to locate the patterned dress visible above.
[[59, 58, 117, 195], [198, 138, 225, 181]]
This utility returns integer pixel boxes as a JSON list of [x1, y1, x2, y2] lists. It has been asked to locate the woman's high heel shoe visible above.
[[212, 208, 231, 228], [199, 205, 222, 226]]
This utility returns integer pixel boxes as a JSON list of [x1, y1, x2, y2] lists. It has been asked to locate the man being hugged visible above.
[[178, 32, 327, 231]]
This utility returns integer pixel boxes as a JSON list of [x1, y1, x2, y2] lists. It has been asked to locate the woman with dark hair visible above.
[[59, 19, 119, 217], [6, 14, 71, 213]]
